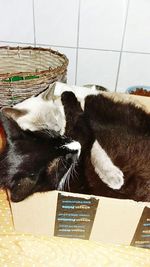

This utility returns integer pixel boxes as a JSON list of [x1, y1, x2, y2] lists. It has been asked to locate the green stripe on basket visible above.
[[2, 75, 39, 82], [24, 75, 39, 80]]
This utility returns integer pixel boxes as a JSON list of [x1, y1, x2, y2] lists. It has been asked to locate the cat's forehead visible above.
[[15, 95, 55, 110]]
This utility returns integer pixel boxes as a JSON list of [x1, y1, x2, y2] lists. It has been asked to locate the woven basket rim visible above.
[[0, 46, 68, 81]]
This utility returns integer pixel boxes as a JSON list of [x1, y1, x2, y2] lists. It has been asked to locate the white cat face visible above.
[[15, 95, 66, 134], [2, 84, 66, 135], [3, 82, 99, 134]]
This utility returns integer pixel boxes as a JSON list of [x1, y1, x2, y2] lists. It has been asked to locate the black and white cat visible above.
[[60, 91, 150, 202], [3, 82, 124, 190], [0, 108, 82, 202], [1, 86, 150, 202]]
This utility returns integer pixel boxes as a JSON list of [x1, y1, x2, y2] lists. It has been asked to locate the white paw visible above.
[[95, 166, 124, 190], [91, 140, 124, 190], [103, 167, 124, 190]]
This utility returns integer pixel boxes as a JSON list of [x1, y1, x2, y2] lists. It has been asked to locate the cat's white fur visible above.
[[91, 140, 124, 189], [13, 82, 124, 190], [14, 82, 98, 133], [15, 94, 66, 134], [63, 141, 81, 157]]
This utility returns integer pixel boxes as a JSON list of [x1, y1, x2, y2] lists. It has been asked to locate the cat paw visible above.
[[102, 167, 124, 190], [91, 140, 124, 190], [95, 166, 124, 190]]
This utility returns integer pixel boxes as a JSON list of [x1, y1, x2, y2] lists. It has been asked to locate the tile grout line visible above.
[[115, 0, 130, 92], [0, 40, 35, 46], [32, 0, 36, 46], [0, 40, 150, 55], [0, 40, 150, 56], [117, 50, 150, 56], [75, 0, 81, 85], [35, 45, 150, 55]]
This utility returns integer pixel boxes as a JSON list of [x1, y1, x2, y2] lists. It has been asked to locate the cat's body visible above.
[[1, 83, 150, 202], [61, 92, 150, 201], [3, 83, 124, 190]]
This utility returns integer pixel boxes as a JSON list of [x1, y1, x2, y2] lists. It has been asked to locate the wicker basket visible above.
[[0, 46, 68, 107]]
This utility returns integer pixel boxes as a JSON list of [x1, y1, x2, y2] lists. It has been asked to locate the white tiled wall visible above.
[[117, 52, 150, 92], [77, 49, 120, 90], [79, 0, 127, 51], [0, 0, 34, 44], [0, 0, 150, 92], [34, 0, 79, 47]]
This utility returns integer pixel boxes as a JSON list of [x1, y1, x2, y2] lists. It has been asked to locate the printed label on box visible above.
[[131, 207, 150, 249], [54, 193, 99, 240]]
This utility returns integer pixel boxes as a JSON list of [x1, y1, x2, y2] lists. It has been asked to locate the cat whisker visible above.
[[70, 162, 79, 184], [72, 161, 78, 176], [66, 162, 76, 191], [65, 161, 79, 191], [63, 163, 70, 191], [66, 167, 71, 192], [58, 157, 79, 192], [55, 157, 60, 182], [60, 157, 68, 171], [57, 164, 72, 191]]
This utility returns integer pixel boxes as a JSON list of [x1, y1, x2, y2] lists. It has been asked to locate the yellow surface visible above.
[[0, 190, 150, 267]]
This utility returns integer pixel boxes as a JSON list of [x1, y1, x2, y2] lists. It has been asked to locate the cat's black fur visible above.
[[0, 92, 150, 202], [61, 92, 150, 202], [0, 111, 79, 202]]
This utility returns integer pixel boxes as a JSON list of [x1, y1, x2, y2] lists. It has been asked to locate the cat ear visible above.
[[1, 109, 24, 140], [1, 107, 27, 121], [41, 82, 56, 101]]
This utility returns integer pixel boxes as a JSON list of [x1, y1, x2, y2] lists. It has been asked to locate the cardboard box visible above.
[[10, 191, 150, 249], [10, 92, 150, 249]]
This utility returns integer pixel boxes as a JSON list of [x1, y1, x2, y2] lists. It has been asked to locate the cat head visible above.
[[2, 83, 66, 135], [0, 110, 81, 202]]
